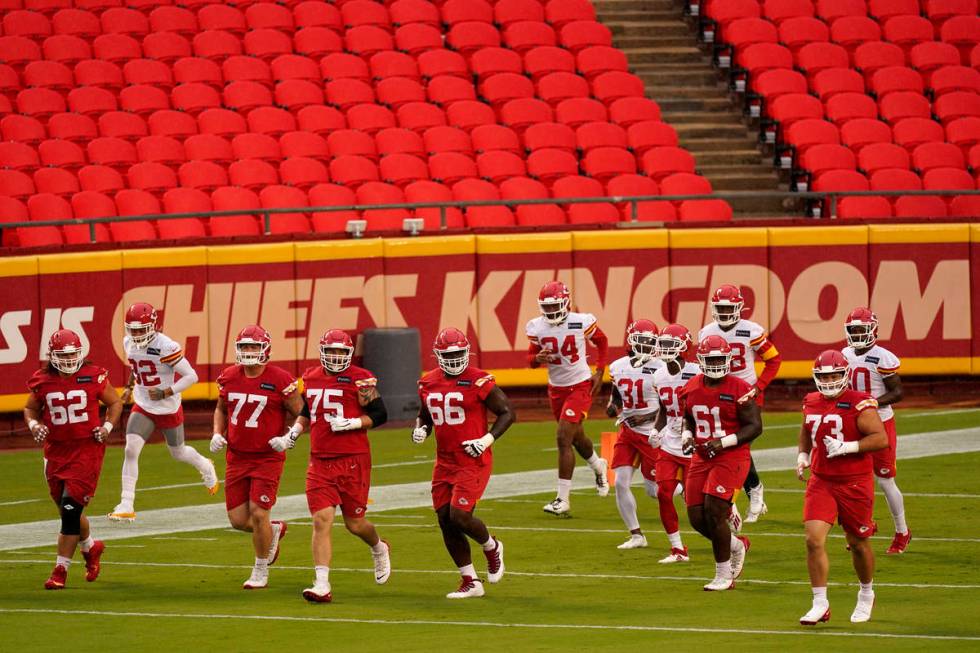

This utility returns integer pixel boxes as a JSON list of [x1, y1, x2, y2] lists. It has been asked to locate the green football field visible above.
[[1, 407, 978, 652]]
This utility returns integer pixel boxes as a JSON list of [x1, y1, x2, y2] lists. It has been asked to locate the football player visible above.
[[699, 284, 781, 523], [109, 302, 218, 522], [527, 281, 610, 516], [798, 350, 887, 625], [606, 319, 663, 549], [680, 336, 762, 591], [842, 307, 909, 554], [25, 329, 122, 589], [211, 325, 303, 590], [650, 324, 700, 563], [414, 327, 516, 599], [276, 329, 392, 603]]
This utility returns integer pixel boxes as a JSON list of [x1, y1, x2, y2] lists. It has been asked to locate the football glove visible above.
[[681, 430, 695, 456], [796, 451, 811, 480], [92, 421, 112, 443], [412, 419, 429, 444], [210, 433, 227, 453], [647, 430, 663, 448], [269, 424, 302, 452], [462, 433, 495, 458], [29, 421, 49, 443], [330, 416, 363, 432], [824, 436, 858, 458]]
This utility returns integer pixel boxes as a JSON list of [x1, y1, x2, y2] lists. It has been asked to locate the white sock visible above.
[[877, 477, 907, 533], [585, 452, 602, 471], [459, 564, 476, 579], [56, 555, 72, 568], [79, 536, 94, 553], [120, 434, 145, 505], [614, 467, 640, 531], [315, 565, 329, 584], [730, 534, 744, 552], [557, 478, 572, 502], [168, 444, 213, 474], [715, 561, 731, 579], [813, 586, 828, 603], [667, 531, 683, 549], [370, 540, 387, 554], [859, 581, 873, 594], [643, 479, 657, 498], [480, 537, 496, 551], [254, 557, 269, 570]]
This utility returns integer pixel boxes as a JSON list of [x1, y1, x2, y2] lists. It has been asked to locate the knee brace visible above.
[[60, 496, 84, 535]]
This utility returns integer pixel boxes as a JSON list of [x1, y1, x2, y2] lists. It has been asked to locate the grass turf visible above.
[[0, 407, 978, 651]]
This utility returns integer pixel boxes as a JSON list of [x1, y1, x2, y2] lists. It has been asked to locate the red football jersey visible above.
[[418, 365, 496, 467], [803, 389, 878, 479], [302, 364, 377, 458], [680, 374, 754, 462], [217, 364, 297, 456], [27, 363, 109, 455]]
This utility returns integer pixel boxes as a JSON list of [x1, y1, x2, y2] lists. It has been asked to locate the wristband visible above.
[[102, 421, 113, 434], [213, 432, 224, 439], [28, 419, 39, 430], [288, 424, 302, 440], [842, 441, 859, 455], [797, 451, 810, 466], [720, 434, 738, 448]]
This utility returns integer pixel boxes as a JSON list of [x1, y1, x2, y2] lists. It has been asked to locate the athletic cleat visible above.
[[303, 582, 332, 603], [243, 566, 268, 590], [659, 547, 690, 563], [268, 521, 287, 565], [44, 564, 68, 590], [107, 504, 136, 522], [886, 530, 911, 555], [202, 459, 219, 495], [800, 601, 831, 625], [484, 537, 504, 584], [593, 457, 609, 497], [82, 540, 105, 582], [543, 497, 570, 516], [727, 503, 742, 534], [617, 534, 648, 550], [745, 484, 767, 523], [850, 591, 875, 623], [372, 539, 392, 584], [447, 575, 485, 599], [730, 535, 750, 579], [703, 576, 735, 591]]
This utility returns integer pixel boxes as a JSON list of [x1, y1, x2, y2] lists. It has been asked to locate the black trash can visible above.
[[361, 327, 421, 422]]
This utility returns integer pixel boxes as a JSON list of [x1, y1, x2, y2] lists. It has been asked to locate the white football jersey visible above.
[[526, 311, 598, 387], [699, 319, 769, 385], [653, 361, 700, 457], [609, 355, 662, 436], [842, 344, 900, 421], [124, 331, 186, 415]]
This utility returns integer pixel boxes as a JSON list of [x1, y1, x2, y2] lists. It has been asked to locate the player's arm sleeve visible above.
[[586, 324, 609, 369], [363, 396, 387, 428], [527, 335, 542, 368], [168, 357, 199, 395], [751, 332, 781, 390]]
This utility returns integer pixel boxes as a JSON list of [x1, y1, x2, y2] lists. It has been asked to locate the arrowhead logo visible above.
[[565, 409, 575, 417], [715, 485, 726, 494], [260, 495, 270, 503], [457, 497, 469, 505], [859, 525, 869, 533]]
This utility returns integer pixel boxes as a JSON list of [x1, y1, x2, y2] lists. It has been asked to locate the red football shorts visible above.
[[133, 403, 184, 429], [685, 453, 751, 506], [612, 425, 659, 482], [655, 451, 692, 491], [872, 418, 897, 479], [306, 452, 372, 518], [45, 443, 106, 506], [431, 460, 492, 513], [548, 379, 593, 423], [804, 473, 877, 538], [224, 451, 285, 511]]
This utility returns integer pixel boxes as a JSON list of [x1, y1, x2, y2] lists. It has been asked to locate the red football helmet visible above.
[[710, 284, 743, 327], [538, 280, 570, 325], [319, 328, 354, 373], [696, 335, 732, 379], [48, 329, 84, 375], [844, 307, 878, 349], [657, 323, 693, 362], [812, 349, 850, 398], [235, 324, 271, 366], [125, 302, 157, 349], [433, 327, 470, 376], [625, 319, 658, 364]]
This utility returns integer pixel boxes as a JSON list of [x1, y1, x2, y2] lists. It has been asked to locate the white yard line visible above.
[[763, 488, 980, 499], [0, 499, 41, 507], [0, 426, 977, 551], [0, 608, 977, 642]]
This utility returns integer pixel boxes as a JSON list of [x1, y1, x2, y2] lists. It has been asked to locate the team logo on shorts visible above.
[[565, 409, 575, 417], [83, 495, 92, 503], [457, 497, 469, 505], [859, 525, 870, 533], [715, 485, 726, 494], [355, 507, 364, 514], [880, 467, 890, 475], [260, 495, 270, 503]]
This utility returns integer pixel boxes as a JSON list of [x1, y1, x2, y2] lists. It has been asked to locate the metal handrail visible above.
[[3, 188, 979, 242]]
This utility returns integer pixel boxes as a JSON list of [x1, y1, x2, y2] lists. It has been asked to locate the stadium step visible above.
[[600, 0, 793, 217]]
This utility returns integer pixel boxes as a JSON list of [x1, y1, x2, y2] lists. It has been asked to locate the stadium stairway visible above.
[[596, 0, 792, 215]]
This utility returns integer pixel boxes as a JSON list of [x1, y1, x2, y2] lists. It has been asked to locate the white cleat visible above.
[[800, 600, 831, 625], [659, 547, 690, 563], [107, 504, 136, 522], [267, 521, 287, 565], [243, 566, 268, 590], [447, 576, 485, 599], [543, 497, 570, 515], [745, 483, 767, 523], [484, 537, 504, 584], [703, 575, 735, 591], [201, 459, 219, 495], [727, 502, 742, 534], [730, 535, 750, 579], [372, 539, 392, 585], [850, 591, 875, 623], [617, 534, 648, 550], [593, 458, 610, 497], [303, 581, 332, 603]]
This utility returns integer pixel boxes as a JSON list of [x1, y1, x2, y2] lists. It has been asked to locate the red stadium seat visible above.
[[935, 91, 980, 125], [357, 182, 411, 231], [826, 92, 878, 125], [817, 0, 866, 22], [67, 191, 114, 243], [172, 57, 221, 88], [941, 16, 980, 62], [526, 148, 578, 186], [27, 195, 75, 241], [608, 97, 662, 127], [879, 92, 932, 124], [810, 68, 864, 101], [370, 51, 421, 81], [244, 28, 293, 63], [796, 42, 850, 77], [271, 54, 319, 84], [43, 35, 93, 67], [923, 167, 975, 192], [376, 77, 426, 109], [591, 71, 646, 105], [576, 46, 629, 81], [53, 8, 102, 39], [950, 195, 980, 217], [112, 189, 160, 242], [871, 66, 924, 98], [177, 160, 228, 193], [525, 46, 576, 80], [801, 143, 857, 183], [605, 174, 674, 222], [197, 5, 247, 36], [471, 124, 522, 155], [464, 205, 516, 227], [142, 32, 192, 64], [136, 134, 184, 167], [149, 6, 198, 37], [345, 25, 394, 58], [394, 23, 443, 56], [502, 21, 555, 53], [476, 151, 526, 184], [123, 58, 173, 88], [38, 138, 85, 171], [259, 184, 311, 234], [17, 88, 66, 120], [913, 142, 966, 173], [210, 185, 263, 236], [23, 61, 73, 92], [329, 154, 380, 187], [427, 75, 477, 106], [893, 117, 945, 150], [0, 196, 29, 246], [524, 121, 576, 153], [246, 2, 294, 33], [882, 15, 934, 51], [74, 59, 124, 90], [0, 170, 35, 201], [627, 121, 679, 154], [429, 152, 478, 185], [343, 0, 394, 31], [869, 169, 922, 192], [192, 30, 242, 61], [838, 196, 893, 219], [281, 130, 330, 162], [327, 129, 377, 161], [831, 17, 882, 53], [778, 17, 828, 53], [581, 147, 636, 182], [910, 42, 961, 80], [545, 0, 596, 30], [346, 103, 396, 134], [223, 55, 272, 87], [308, 182, 360, 233], [229, 158, 279, 191], [471, 46, 523, 82], [555, 97, 609, 128], [377, 127, 426, 158], [417, 49, 468, 79], [1, 115, 46, 146], [894, 195, 948, 217], [379, 153, 429, 187], [499, 176, 566, 226], [0, 142, 41, 173], [576, 121, 628, 152], [171, 82, 221, 115], [389, 0, 439, 29], [931, 66, 980, 96], [678, 199, 733, 222], [321, 53, 371, 83], [46, 114, 96, 147], [660, 172, 713, 198], [841, 118, 892, 153], [784, 119, 841, 159], [128, 161, 177, 195], [396, 102, 447, 133], [735, 43, 793, 86], [403, 180, 465, 229], [247, 107, 297, 138], [859, 142, 911, 174], [813, 169, 870, 194], [559, 21, 612, 54], [725, 18, 778, 53], [33, 168, 77, 197], [87, 136, 137, 171], [223, 81, 274, 113], [868, 0, 919, 22], [295, 26, 344, 58], [946, 117, 980, 153], [146, 110, 197, 140], [233, 133, 282, 163], [102, 7, 149, 38], [499, 98, 554, 133], [423, 126, 472, 156], [641, 146, 696, 180], [763, 0, 815, 24], [769, 93, 824, 128], [67, 86, 119, 118], [480, 72, 535, 108], [78, 165, 125, 194]]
